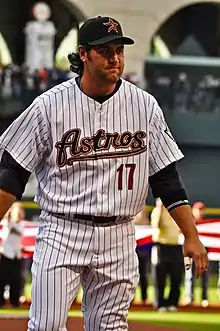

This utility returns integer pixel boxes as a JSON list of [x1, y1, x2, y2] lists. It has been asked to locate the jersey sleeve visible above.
[[149, 99, 184, 176], [0, 98, 50, 173]]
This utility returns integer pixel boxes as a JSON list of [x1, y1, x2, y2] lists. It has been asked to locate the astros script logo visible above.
[[55, 128, 147, 167], [103, 18, 119, 33]]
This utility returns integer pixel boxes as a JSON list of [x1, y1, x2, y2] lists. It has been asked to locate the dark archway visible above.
[[0, 0, 80, 65], [150, 2, 220, 57]]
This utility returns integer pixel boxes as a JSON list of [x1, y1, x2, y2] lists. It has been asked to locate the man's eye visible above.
[[117, 48, 124, 54]]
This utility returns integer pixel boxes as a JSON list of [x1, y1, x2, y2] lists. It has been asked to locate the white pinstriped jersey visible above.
[[0, 78, 183, 216]]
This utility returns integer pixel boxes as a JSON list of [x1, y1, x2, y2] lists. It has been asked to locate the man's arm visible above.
[[149, 162, 208, 278], [169, 205, 198, 239], [0, 151, 31, 220]]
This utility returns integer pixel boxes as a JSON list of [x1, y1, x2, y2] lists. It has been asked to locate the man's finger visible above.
[[202, 253, 209, 273], [193, 254, 202, 279]]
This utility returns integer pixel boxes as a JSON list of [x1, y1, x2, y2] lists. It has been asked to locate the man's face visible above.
[[82, 42, 125, 84]]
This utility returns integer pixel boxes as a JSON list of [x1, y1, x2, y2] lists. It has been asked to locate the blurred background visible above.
[[0, 0, 220, 328]]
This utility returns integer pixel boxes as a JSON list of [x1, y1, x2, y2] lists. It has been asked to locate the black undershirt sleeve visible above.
[[149, 162, 189, 212], [0, 151, 31, 199]]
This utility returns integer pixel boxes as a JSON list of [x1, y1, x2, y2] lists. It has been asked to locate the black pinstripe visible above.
[[87, 97, 95, 215], [112, 224, 125, 329], [80, 90, 88, 215], [117, 86, 124, 215], [105, 99, 111, 216], [70, 86, 77, 218], [137, 91, 149, 204], [45, 214, 59, 330], [38, 214, 55, 330], [73, 85, 80, 214], [59, 87, 69, 217], [91, 227, 103, 330], [122, 83, 130, 215], [98, 225, 113, 328], [127, 84, 136, 215], [39, 118, 53, 210]]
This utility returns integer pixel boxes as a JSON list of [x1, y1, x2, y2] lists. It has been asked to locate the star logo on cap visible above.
[[103, 18, 119, 33]]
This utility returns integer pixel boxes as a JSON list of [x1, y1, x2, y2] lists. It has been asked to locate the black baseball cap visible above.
[[78, 16, 134, 46]]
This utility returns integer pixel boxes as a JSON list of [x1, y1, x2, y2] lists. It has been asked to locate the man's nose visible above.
[[109, 52, 119, 63]]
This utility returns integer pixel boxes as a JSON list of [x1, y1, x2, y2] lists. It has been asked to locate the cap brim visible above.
[[88, 35, 134, 46]]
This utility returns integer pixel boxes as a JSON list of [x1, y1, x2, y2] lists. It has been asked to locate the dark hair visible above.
[[68, 46, 92, 77], [68, 52, 84, 76]]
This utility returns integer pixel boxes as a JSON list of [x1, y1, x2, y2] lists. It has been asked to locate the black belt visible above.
[[52, 212, 117, 224]]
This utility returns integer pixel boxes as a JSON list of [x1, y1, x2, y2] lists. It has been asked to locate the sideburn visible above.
[[87, 50, 92, 61]]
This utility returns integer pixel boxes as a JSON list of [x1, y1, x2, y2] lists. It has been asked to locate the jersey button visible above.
[[100, 189, 105, 194]]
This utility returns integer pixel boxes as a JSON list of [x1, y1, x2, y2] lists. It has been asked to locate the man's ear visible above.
[[78, 45, 87, 62]]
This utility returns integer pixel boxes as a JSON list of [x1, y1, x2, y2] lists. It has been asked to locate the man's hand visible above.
[[183, 237, 209, 279], [169, 205, 209, 279]]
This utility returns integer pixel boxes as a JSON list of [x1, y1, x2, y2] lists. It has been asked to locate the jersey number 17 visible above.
[[117, 164, 136, 190]]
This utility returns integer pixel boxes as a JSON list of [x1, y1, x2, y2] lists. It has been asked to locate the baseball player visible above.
[[0, 16, 208, 331]]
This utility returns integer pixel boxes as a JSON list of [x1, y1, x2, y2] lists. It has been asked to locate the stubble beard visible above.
[[101, 67, 123, 85]]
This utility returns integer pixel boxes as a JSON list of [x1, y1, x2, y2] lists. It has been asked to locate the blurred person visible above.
[[217, 262, 220, 300], [173, 72, 190, 112], [217, 262, 220, 299], [133, 206, 151, 305], [22, 66, 38, 107], [9, 202, 30, 303], [184, 201, 209, 307], [36, 68, 50, 92], [6, 64, 22, 99], [1, 65, 13, 100], [151, 198, 184, 312], [0, 202, 24, 307]]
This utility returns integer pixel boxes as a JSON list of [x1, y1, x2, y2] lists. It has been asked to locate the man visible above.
[[184, 201, 209, 307], [151, 198, 184, 311], [0, 16, 208, 331]]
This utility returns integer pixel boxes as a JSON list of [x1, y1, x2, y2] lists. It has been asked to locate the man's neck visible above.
[[80, 74, 117, 99]]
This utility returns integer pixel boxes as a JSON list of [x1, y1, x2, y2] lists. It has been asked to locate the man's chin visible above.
[[106, 73, 120, 84]]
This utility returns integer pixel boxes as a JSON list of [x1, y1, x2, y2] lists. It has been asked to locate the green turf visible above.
[[24, 284, 219, 305], [134, 283, 219, 304], [133, 274, 220, 304], [23, 274, 220, 304], [0, 309, 220, 331], [24, 274, 220, 305]]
